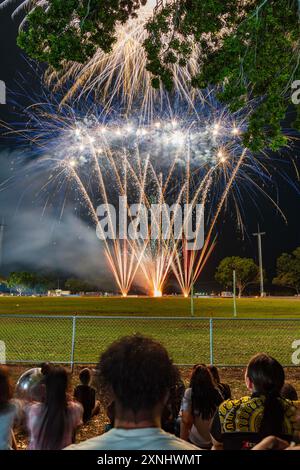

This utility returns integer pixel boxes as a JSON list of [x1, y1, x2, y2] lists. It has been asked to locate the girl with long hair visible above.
[[246, 353, 286, 438], [26, 366, 83, 450], [180, 364, 223, 449], [211, 353, 299, 450]]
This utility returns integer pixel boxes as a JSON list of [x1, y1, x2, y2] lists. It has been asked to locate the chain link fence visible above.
[[0, 314, 300, 367]]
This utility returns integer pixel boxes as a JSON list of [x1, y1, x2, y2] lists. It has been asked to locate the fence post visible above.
[[209, 318, 214, 365], [70, 316, 77, 373]]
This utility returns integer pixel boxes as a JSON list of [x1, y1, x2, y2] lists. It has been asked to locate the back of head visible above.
[[40, 362, 54, 376], [281, 383, 298, 401], [208, 365, 220, 384], [44, 366, 68, 405], [0, 366, 12, 408], [38, 365, 69, 449], [96, 335, 178, 416], [247, 353, 285, 438], [190, 364, 221, 420], [79, 368, 91, 386]]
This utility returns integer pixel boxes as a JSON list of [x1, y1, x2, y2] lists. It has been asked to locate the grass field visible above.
[[0, 295, 300, 317], [1, 296, 300, 366]]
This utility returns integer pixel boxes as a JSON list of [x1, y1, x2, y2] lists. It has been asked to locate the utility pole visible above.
[[190, 263, 195, 317], [253, 225, 266, 297]]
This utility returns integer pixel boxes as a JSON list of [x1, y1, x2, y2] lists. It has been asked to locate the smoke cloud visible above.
[[0, 148, 113, 287]]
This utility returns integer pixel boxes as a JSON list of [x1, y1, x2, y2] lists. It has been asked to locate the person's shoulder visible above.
[[10, 398, 23, 415], [184, 387, 192, 399], [68, 400, 83, 413], [218, 396, 252, 414], [26, 401, 43, 420], [27, 401, 43, 412], [64, 430, 200, 451], [159, 431, 200, 450], [64, 432, 112, 450], [281, 397, 300, 407]]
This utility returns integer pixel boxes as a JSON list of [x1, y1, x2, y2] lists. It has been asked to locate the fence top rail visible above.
[[0, 313, 300, 321]]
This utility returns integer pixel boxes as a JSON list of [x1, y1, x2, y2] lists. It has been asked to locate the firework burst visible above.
[[2, 84, 292, 296]]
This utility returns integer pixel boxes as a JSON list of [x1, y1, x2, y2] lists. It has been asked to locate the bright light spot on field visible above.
[[153, 289, 162, 298]]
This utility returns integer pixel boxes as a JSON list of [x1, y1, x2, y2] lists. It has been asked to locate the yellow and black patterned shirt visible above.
[[210, 394, 300, 448]]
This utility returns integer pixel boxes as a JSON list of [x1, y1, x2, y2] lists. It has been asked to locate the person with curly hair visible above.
[[65, 335, 198, 450]]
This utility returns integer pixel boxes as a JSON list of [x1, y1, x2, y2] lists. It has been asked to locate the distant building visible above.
[[48, 289, 71, 297], [221, 291, 233, 298]]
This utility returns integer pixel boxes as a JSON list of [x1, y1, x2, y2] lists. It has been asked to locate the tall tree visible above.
[[273, 247, 300, 294], [215, 256, 260, 297]]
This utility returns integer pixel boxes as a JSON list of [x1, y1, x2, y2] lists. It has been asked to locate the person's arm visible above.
[[74, 386, 79, 401], [180, 410, 193, 441], [211, 436, 224, 450], [180, 388, 193, 442], [11, 430, 18, 450], [210, 410, 223, 450], [252, 436, 289, 450]]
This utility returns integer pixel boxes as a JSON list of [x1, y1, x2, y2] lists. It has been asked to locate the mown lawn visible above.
[[0, 295, 299, 317], [0, 296, 300, 366]]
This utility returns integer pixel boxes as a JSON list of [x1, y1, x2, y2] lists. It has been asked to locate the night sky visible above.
[[0, 5, 300, 292]]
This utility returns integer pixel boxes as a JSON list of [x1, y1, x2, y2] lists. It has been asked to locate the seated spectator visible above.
[[74, 368, 100, 423], [26, 365, 83, 450], [30, 362, 54, 403], [0, 366, 22, 450], [208, 365, 231, 400], [210, 353, 299, 450], [281, 383, 298, 401], [180, 364, 223, 449], [162, 376, 185, 436], [65, 335, 198, 450]]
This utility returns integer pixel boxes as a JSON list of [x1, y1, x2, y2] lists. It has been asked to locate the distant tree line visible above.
[[0, 273, 101, 295], [0, 246, 299, 296]]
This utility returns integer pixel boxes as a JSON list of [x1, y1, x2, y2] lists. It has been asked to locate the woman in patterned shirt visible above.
[[210, 354, 300, 450]]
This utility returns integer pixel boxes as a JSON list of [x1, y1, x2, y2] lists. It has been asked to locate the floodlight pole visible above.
[[233, 269, 237, 317], [253, 225, 266, 297]]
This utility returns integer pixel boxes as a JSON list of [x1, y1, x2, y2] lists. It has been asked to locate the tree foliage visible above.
[[145, 0, 300, 151], [6, 271, 56, 294], [65, 277, 98, 293], [273, 247, 300, 294], [17, 0, 147, 68], [215, 256, 260, 296], [16, 0, 300, 151]]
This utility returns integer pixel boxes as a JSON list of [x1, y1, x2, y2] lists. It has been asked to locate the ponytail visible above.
[[247, 354, 285, 437]]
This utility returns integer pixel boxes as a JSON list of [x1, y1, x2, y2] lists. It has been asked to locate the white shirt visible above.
[[65, 427, 200, 450], [181, 388, 213, 449]]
